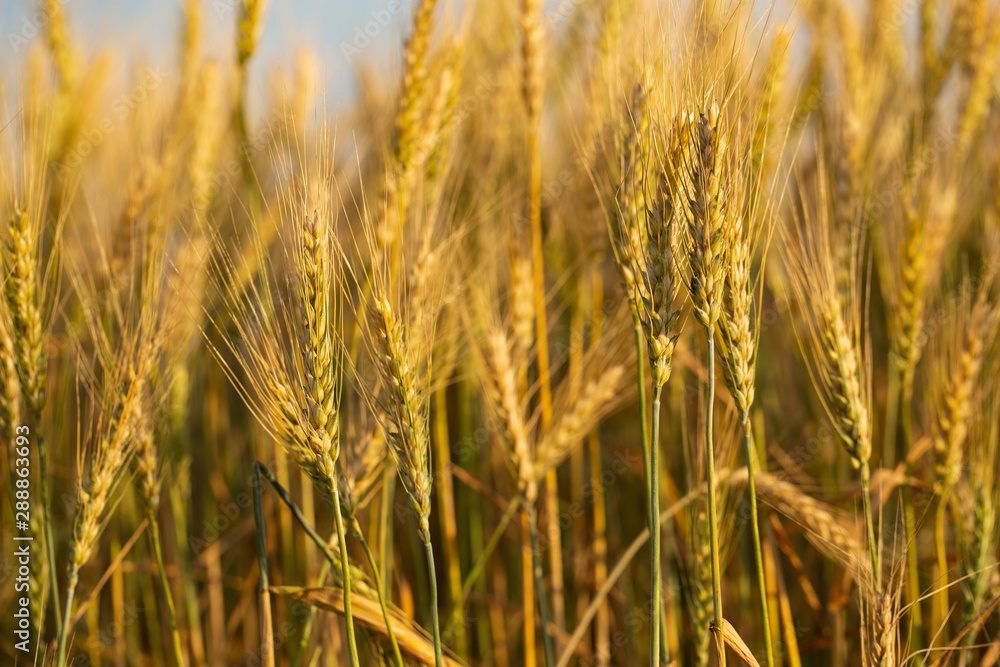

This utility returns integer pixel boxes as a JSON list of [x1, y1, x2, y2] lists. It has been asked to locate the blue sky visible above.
[[1, 0, 416, 107]]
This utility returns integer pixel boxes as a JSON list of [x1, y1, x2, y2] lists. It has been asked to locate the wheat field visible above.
[[0, 0, 999, 665]]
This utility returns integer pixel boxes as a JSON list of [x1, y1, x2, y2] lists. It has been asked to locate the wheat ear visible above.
[[0, 297, 21, 444], [645, 135, 684, 667], [748, 473, 865, 571], [718, 216, 774, 666], [233, 0, 267, 214], [55, 337, 159, 667], [931, 277, 995, 627], [605, 81, 677, 666], [932, 285, 993, 497], [296, 208, 360, 665], [786, 180, 878, 584], [5, 208, 60, 630], [868, 588, 899, 667], [387, 0, 439, 239], [519, 0, 562, 653], [682, 104, 729, 666], [368, 293, 442, 666]]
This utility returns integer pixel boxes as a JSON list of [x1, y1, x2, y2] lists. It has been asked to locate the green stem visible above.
[[444, 495, 522, 641], [705, 330, 726, 667], [528, 502, 556, 667], [354, 519, 405, 667], [882, 362, 900, 469], [379, 467, 397, 592], [53, 569, 79, 667], [433, 386, 465, 655], [934, 498, 949, 631], [861, 464, 880, 590], [233, 68, 261, 224], [254, 463, 392, 666], [555, 486, 706, 667], [252, 464, 329, 666], [35, 427, 62, 631], [650, 385, 663, 667], [740, 414, 774, 667], [169, 480, 207, 664], [633, 316, 667, 661], [330, 476, 361, 667], [148, 513, 185, 667], [633, 317, 651, 509], [293, 559, 331, 667], [899, 377, 923, 643], [252, 462, 276, 667], [422, 529, 445, 667]]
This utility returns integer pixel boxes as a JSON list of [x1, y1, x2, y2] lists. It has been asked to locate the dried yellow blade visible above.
[[269, 586, 465, 667], [712, 618, 762, 667]]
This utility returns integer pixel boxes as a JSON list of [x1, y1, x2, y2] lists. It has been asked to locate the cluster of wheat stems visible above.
[[2, 0, 1000, 665]]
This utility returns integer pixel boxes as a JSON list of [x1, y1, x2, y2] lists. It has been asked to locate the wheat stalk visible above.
[[603, 81, 683, 666], [292, 201, 363, 664], [932, 282, 994, 497], [4, 207, 61, 630], [692, 503, 715, 667], [477, 264, 629, 664], [519, 0, 562, 652], [209, 161, 369, 664], [958, 391, 999, 658], [55, 332, 161, 667], [645, 140, 684, 667], [717, 204, 775, 666], [133, 427, 184, 667], [881, 174, 952, 636], [785, 167, 878, 584], [930, 273, 996, 628], [339, 419, 405, 667], [367, 289, 442, 666], [680, 102, 733, 666]]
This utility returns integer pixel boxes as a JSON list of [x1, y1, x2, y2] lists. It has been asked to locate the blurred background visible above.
[[0, 0, 423, 106]]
